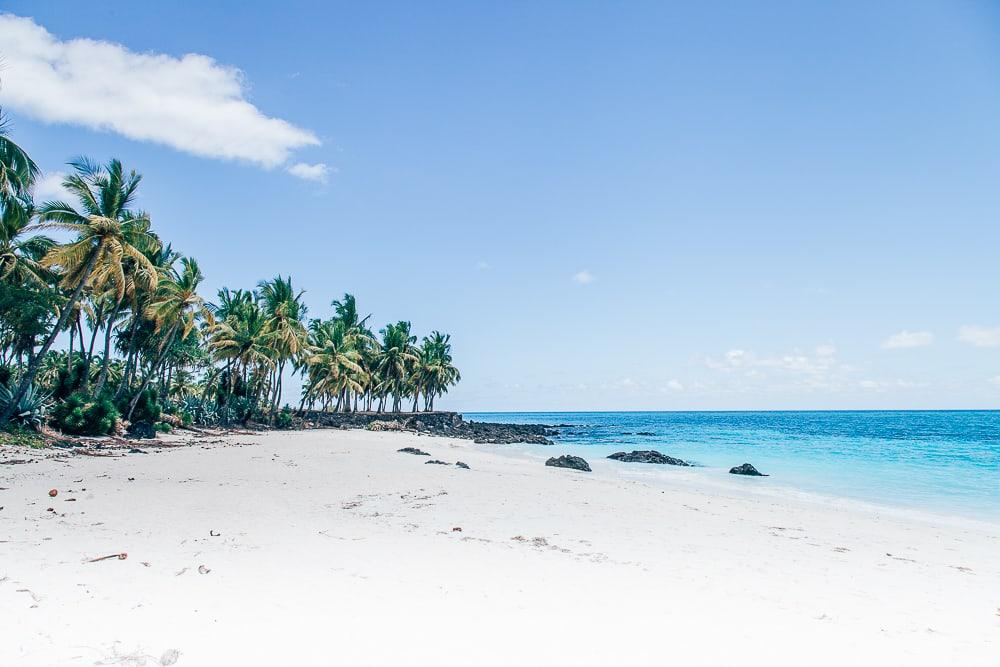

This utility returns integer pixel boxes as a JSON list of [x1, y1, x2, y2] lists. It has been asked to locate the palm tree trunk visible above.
[[67, 323, 75, 376], [115, 313, 142, 400], [93, 298, 123, 396], [126, 321, 179, 421], [2, 246, 102, 423]]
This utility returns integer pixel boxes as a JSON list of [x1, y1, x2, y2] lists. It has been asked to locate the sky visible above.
[[1, 1, 1000, 411]]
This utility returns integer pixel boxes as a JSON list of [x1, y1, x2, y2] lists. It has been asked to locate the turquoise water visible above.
[[464, 411, 1000, 521]]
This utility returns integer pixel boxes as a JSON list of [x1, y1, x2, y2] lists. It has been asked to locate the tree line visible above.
[[0, 113, 460, 435]]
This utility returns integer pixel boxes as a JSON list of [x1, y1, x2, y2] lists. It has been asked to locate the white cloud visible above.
[[958, 326, 1000, 348], [665, 379, 684, 391], [882, 330, 934, 349], [475, 261, 491, 271], [0, 14, 319, 168], [286, 162, 330, 183], [988, 376, 1000, 388], [572, 270, 595, 284], [32, 170, 69, 201]]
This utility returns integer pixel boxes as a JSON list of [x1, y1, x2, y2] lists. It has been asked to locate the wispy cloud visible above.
[[475, 261, 491, 271], [957, 326, 1000, 348], [0, 14, 320, 169], [572, 270, 595, 285], [286, 162, 331, 183], [882, 330, 934, 349]]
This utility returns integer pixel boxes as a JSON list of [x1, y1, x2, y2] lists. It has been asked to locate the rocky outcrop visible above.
[[425, 459, 450, 465], [302, 411, 557, 445], [607, 450, 689, 466], [455, 461, 470, 469], [545, 455, 591, 472], [729, 463, 767, 476], [398, 447, 430, 456]]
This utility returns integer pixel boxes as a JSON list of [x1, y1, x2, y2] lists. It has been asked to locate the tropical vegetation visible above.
[[0, 112, 460, 437]]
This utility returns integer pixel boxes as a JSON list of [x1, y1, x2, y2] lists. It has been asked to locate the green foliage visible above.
[[276, 405, 294, 429], [0, 364, 10, 388], [0, 383, 50, 430], [50, 356, 88, 400], [128, 388, 162, 424], [153, 421, 172, 433], [50, 392, 119, 435]]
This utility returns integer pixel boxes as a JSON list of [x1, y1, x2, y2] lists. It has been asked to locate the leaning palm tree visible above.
[[1, 159, 157, 422], [127, 257, 205, 420]]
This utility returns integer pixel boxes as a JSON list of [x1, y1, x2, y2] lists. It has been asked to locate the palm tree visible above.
[[374, 321, 418, 413], [413, 331, 460, 411], [0, 197, 53, 288], [207, 290, 271, 401], [1, 159, 157, 422], [258, 276, 308, 419], [0, 110, 39, 203], [127, 257, 205, 420], [303, 319, 366, 412]]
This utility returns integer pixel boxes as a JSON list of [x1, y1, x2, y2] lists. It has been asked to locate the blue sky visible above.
[[2, 1, 1000, 410]]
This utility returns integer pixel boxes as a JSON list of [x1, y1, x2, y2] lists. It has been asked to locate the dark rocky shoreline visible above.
[[301, 411, 557, 445]]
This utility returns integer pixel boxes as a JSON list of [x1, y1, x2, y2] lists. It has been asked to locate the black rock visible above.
[[729, 463, 768, 476], [128, 448, 148, 454], [607, 450, 689, 466], [127, 422, 156, 440], [425, 459, 450, 465], [455, 461, 470, 469], [635, 431, 656, 436], [398, 447, 430, 456], [545, 455, 592, 472]]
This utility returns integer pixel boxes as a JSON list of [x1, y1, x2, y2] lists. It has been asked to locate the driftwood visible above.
[[87, 552, 128, 563]]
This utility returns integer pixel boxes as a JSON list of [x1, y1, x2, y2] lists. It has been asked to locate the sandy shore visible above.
[[1, 429, 998, 666]]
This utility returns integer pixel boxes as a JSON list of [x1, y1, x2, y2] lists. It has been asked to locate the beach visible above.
[[1, 428, 998, 666]]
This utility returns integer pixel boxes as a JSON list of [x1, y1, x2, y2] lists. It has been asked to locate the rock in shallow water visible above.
[[607, 450, 689, 466], [729, 463, 768, 476], [455, 461, 470, 469], [545, 455, 592, 472], [425, 459, 450, 465], [398, 447, 430, 456]]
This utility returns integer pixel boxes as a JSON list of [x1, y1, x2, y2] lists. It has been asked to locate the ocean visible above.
[[463, 411, 1000, 522]]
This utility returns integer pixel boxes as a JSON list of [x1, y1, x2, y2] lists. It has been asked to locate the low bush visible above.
[[50, 392, 119, 436], [276, 406, 294, 429], [153, 421, 172, 433], [128, 388, 162, 425]]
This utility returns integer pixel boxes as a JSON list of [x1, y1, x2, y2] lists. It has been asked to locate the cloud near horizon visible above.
[[957, 326, 1000, 348], [882, 330, 934, 349], [0, 14, 324, 176]]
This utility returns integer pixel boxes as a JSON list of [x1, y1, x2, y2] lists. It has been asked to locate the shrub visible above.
[[129, 388, 162, 425], [276, 406, 294, 429], [153, 421, 172, 433], [0, 383, 51, 431], [50, 392, 119, 436]]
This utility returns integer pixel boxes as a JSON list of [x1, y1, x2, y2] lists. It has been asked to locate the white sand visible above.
[[1, 428, 997, 666]]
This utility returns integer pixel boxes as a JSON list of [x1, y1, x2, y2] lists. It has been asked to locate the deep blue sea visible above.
[[464, 411, 1000, 522]]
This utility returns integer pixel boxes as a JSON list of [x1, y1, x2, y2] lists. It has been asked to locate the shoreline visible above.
[[2, 428, 998, 665]]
